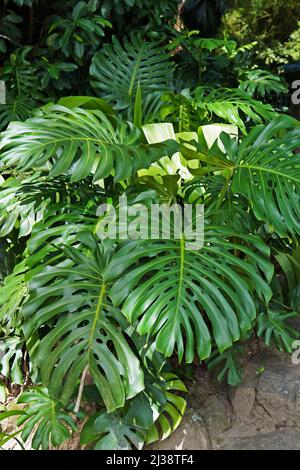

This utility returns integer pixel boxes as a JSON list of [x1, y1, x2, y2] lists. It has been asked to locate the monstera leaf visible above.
[[90, 34, 173, 112], [0, 260, 28, 326], [0, 174, 107, 239], [0, 105, 178, 182], [145, 373, 187, 444], [80, 372, 186, 449], [22, 235, 144, 412], [105, 227, 273, 362], [257, 309, 299, 352], [0, 335, 25, 385], [80, 409, 145, 450], [161, 87, 276, 134], [0, 95, 38, 131], [0, 177, 46, 239], [194, 87, 276, 134], [0, 387, 77, 450]]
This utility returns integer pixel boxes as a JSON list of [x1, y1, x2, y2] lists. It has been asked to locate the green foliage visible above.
[[0, 0, 299, 452], [0, 10, 22, 55], [90, 34, 173, 119], [80, 410, 145, 450], [228, 116, 300, 237], [222, 0, 299, 45], [0, 48, 43, 130], [0, 335, 25, 385], [46, 1, 112, 62], [17, 387, 77, 449], [80, 372, 187, 449], [257, 309, 299, 352], [23, 236, 145, 411], [106, 230, 272, 362], [238, 69, 288, 98], [207, 345, 244, 386], [0, 105, 178, 182], [97, 0, 178, 35], [0, 387, 77, 450]]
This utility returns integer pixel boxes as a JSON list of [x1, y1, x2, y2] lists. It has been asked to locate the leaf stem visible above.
[[216, 168, 233, 209]]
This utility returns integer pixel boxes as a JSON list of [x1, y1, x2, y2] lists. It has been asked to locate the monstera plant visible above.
[[0, 91, 300, 450]]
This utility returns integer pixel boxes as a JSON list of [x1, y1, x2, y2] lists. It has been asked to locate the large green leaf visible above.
[[80, 410, 145, 450], [0, 174, 106, 239], [90, 34, 173, 112], [194, 87, 277, 134], [145, 373, 187, 444], [257, 309, 299, 352], [239, 69, 288, 98], [80, 372, 186, 449], [229, 115, 300, 237], [0, 105, 178, 182], [182, 115, 300, 237], [22, 235, 144, 412], [105, 228, 273, 362]]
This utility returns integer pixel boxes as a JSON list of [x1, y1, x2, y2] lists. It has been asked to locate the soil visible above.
[[150, 345, 300, 450]]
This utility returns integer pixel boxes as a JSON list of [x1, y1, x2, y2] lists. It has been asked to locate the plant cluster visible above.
[[0, 0, 299, 451]]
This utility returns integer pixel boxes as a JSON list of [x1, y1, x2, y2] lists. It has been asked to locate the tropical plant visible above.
[[238, 69, 288, 98], [0, 10, 22, 56], [45, 1, 112, 62], [90, 34, 173, 120], [0, 387, 78, 449], [161, 86, 277, 133], [222, 0, 300, 67], [1, 97, 300, 448]]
